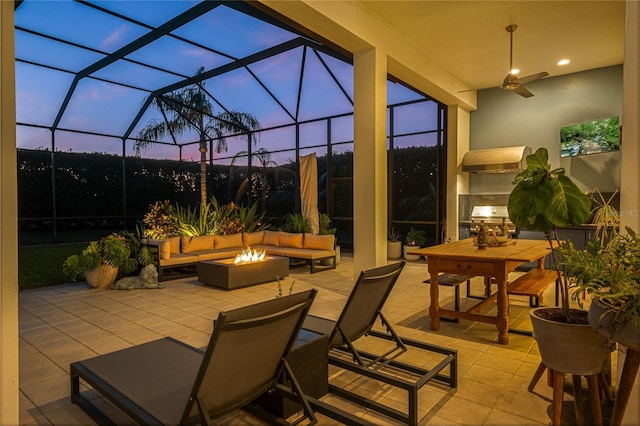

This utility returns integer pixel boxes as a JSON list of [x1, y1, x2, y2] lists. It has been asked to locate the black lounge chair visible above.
[[71, 289, 318, 425], [302, 261, 457, 425]]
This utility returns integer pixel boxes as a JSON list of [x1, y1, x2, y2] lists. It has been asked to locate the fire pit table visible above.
[[197, 256, 289, 290]]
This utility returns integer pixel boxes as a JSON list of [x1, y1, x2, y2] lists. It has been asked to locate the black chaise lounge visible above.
[[71, 290, 318, 425], [302, 261, 458, 425]]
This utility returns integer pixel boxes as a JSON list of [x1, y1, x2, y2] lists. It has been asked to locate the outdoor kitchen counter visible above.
[[408, 239, 554, 345]]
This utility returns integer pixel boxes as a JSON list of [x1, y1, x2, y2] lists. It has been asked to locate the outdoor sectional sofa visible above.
[[145, 230, 337, 281]]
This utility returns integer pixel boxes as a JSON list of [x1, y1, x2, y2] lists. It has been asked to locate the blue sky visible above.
[[15, 0, 432, 163]]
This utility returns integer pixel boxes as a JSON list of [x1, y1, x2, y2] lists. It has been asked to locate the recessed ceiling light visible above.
[[558, 59, 570, 66], [510, 68, 520, 75]]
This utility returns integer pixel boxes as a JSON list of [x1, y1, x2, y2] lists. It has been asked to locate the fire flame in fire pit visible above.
[[233, 247, 266, 264]]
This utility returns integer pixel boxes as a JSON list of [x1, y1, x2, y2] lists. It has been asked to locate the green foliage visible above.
[[560, 227, 640, 329], [175, 203, 219, 236], [405, 227, 426, 247], [388, 227, 401, 242], [318, 213, 337, 235], [590, 188, 620, 245], [62, 233, 140, 282], [508, 148, 591, 231], [275, 276, 295, 298], [281, 212, 312, 233], [507, 147, 592, 319], [143, 200, 180, 239]]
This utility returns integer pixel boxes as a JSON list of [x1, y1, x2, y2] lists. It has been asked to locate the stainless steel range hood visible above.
[[462, 146, 531, 174]]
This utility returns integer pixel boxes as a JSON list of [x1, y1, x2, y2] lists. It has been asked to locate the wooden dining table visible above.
[[408, 238, 554, 345]]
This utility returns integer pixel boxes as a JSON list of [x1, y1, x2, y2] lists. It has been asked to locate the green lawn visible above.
[[18, 243, 86, 290]]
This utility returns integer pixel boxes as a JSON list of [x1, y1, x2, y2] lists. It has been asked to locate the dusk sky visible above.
[[16, 0, 434, 164]]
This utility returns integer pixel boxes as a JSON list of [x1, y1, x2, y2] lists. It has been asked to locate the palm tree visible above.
[[134, 67, 260, 208]]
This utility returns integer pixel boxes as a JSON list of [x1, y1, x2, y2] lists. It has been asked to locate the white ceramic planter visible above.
[[530, 307, 615, 376], [387, 241, 402, 259], [403, 245, 420, 261]]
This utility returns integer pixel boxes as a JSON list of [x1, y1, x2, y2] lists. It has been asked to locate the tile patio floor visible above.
[[19, 254, 621, 425]]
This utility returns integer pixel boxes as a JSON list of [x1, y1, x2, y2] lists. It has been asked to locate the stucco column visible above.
[[447, 106, 470, 241], [0, 1, 20, 423], [619, 3, 640, 423], [353, 47, 387, 277]]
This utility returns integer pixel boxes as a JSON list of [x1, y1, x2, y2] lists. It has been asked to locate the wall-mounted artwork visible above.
[[560, 116, 620, 158]]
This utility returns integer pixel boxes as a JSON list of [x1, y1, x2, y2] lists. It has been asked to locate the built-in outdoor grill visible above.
[[470, 205, 517, 237]]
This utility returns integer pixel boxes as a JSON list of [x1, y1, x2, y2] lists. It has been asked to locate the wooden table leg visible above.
[[610, 348, 640, 426], [427, 261, 441, 331], [495, 266, 509, 345]]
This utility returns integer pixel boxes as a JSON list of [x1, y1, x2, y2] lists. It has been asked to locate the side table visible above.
[[255, 329, 329, 417]]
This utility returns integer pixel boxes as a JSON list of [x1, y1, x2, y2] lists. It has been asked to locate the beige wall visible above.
[[0, 0, 19, 423]]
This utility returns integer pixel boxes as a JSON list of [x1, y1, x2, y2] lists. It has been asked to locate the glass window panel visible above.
[[91, 60, 181, 91], [16, 62, 74, 127], [333, 180, 353, 218], [332, 148, 353, 178], [125, 139, 180, 161], [393, 132, 439, 149], [330, 115, 354, 143], [255, 126, 296, 152], [300, 121, 327, 148], [299, 50, 353, 121], [17, 126, 51, 151], [246, 48, 303, 122], [90, 0, 196, 27], [393, 101, 439, 134], [202, 69, 292, 129], [317, 52, 353, 98], [54, 131, 122, 155], [172, 5, 297, 59], [387, 80, 424, 105], [58, 79, 149, 136], [125, 36, 233, 77], [391, 145, 439, 222], [16, 0, 148, 53], [15, 30, 106, 72]]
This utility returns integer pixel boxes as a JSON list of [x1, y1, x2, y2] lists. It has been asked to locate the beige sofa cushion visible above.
[[146, 239, 172, 260], [304, 233, 335, 251], [279, 232, 304, 248], [262, 230, 280, 246], [243, 231, 264, 247], [215, 233, 243, 249], [181, 235, 214, 253], [168, 236, 181, 254]]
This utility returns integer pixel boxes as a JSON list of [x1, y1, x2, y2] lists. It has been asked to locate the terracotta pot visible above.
[[84, 264, 119, 289], [588, 300, 640, 352], [387, 241, 402, 259], [530, 307, 615, 375]]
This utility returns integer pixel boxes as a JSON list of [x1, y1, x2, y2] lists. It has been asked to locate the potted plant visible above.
[[561, 228, 640, 351], [387, 227, 402, 259], [63, 233, 145, 289], [403, 227, 426, 261], [507, 147, 614, 375], [318, 213, 340, 265]]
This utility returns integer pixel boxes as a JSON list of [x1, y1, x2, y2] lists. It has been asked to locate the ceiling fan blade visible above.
[[511, 85, 534, 98], [518, 71, 549, 85]]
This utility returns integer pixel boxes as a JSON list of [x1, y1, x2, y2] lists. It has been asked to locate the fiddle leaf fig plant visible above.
[[508, 147, 592, 319]]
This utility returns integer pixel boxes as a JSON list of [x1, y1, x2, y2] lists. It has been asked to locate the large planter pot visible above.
[[403, 245, 420, 261], [85, 264, 119, 289], [387, 241, 402, 259], [588, 300, 640, 352], [530, 307, 615, 375]]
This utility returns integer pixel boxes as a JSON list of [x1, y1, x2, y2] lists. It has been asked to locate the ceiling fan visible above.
[[501, 24, 548, 98]]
